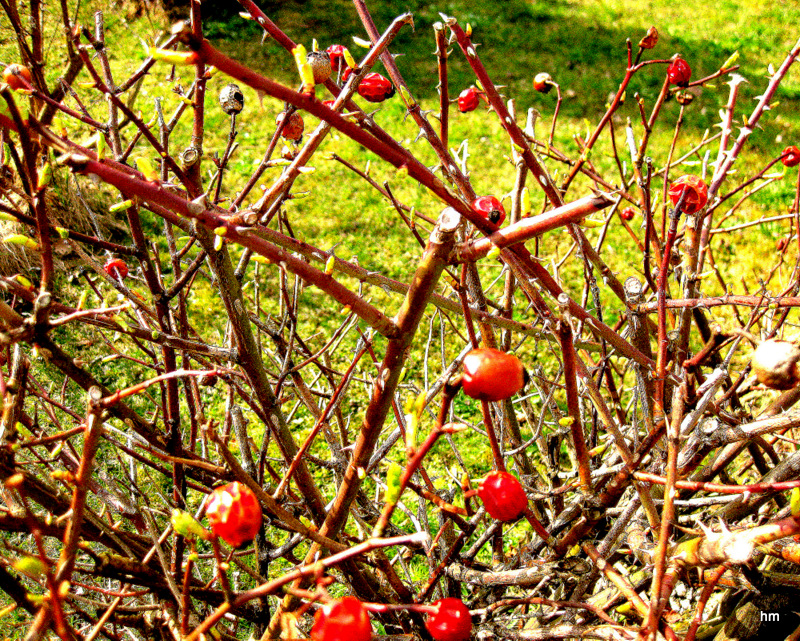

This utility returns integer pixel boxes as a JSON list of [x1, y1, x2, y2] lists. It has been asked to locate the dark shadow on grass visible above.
[[204, 0, 800, 152]]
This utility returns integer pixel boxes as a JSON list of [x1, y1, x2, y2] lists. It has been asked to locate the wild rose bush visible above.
[[2, 0, 800, 639]]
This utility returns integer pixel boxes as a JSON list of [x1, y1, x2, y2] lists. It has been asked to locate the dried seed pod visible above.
[[639, 26, 658, 50], [307, 51, 332, 84], [675, 91, 694, 106], [751, 339, 800, 390], [219, 83, 244, 115], [277, 111, 304, 142]]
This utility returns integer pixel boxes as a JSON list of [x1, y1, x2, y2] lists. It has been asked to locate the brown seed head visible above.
[[639, 26, 658, 50], [307, 51, 332, 84], [751, 339, 800, 390]]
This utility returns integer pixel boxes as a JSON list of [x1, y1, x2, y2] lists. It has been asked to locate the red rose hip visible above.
[[461, 348, 524, 401], [620, 207, 636, 222], [326, 44, 348, 73], [205, 482, 262, 548], [3, 64, 31, 91], [667, 174, 708, 214], [782, 146, 800, 168], [471, 196, 506, 226], [311, 597, 372, 641], [667, 57, 691, 87], [425, 598, 472, 641], [104, 258, 129, 280], [478, 471, 528, 521], [457, 87, 481, 113], [357, 72, 394, 103]]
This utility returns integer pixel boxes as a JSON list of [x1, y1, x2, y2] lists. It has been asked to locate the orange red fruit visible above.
[[206, 482, 262, 548]]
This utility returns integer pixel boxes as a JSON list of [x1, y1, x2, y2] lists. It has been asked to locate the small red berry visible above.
[[777, 237, 789, 252], [3, 64, 31, 91], [462, 348, 525, 401], [667, 57, 691, 87], [311, 597, 372, 641], [533, 72, 553, 93], [425, 598, 472, 641], [478, 471, 528, 522], [471, 196, 506, 226], [278, 111, 304, 142], [104, 258, 129, 280], [326, 44, 348, 73], [357, 72, 394, 103], [457, 87, 481, 113], [341, 66, 353, 84], [205, 482, 262, 548], [782, 146, 800, 168], [667, 174, 708, 214], [322, 99, 337, 109], [620, 207, 636, 222]]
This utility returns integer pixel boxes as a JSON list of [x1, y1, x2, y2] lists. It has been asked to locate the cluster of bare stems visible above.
[[3, 0, 800, 639]]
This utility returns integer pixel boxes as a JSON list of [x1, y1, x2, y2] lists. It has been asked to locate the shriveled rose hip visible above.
[[307, 51, 332, 84], [278, 111, 304, 142], [457, 87, 481, 113], [104, 258, 129, 280], [782, 145, 800, 168], [751, 339, 800, 390], [533, 72, 553, 93], [326, 44, 348, 72], [667, 174, 708, 214], [357, 72, 394, 103], [639, 26, 658, 50], [667, 57, 691, 87]]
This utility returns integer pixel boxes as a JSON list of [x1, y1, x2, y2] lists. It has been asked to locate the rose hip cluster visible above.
[[309, 596, 473, 641]]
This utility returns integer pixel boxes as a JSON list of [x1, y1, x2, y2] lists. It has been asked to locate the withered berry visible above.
[[357, 72, 394, 103], [667, 175, 708, 214], [667, 58, 691, 87], [457, 87, 481, 113]]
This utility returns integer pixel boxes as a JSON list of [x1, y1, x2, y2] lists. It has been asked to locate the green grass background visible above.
[[2, 1, 800, 634]]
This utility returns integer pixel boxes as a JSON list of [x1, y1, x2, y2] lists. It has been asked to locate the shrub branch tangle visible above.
[[2, 0, 800, 639]]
